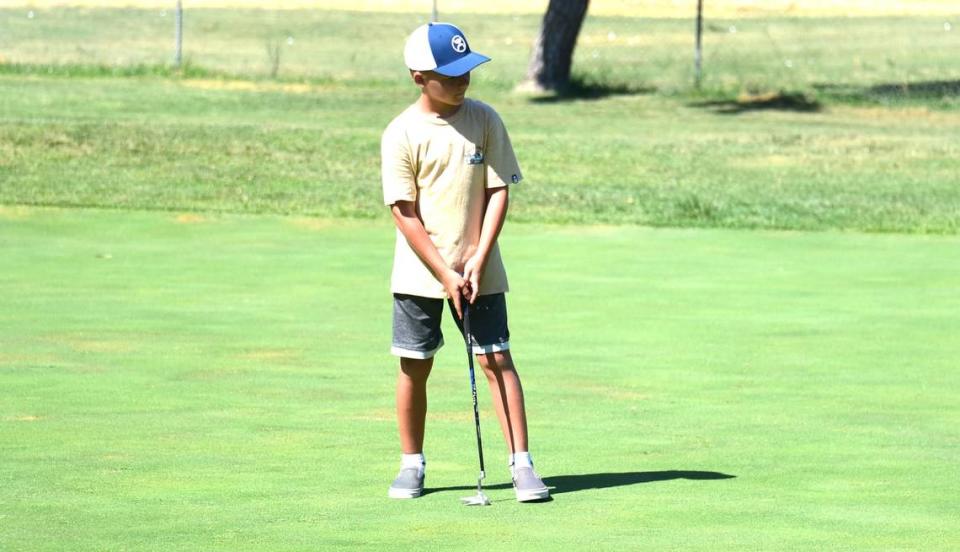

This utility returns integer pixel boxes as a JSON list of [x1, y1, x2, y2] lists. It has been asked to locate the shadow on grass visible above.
[[689, 91, 821, 114], [425, 470, 736, 498], [528, 77, 655, 103], [546, 470, 736, 495], [815, 79, 960, 102]]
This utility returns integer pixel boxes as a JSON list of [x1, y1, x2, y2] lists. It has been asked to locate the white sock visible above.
[[401, 453, 425, 477], [509, 451, 533, 473]]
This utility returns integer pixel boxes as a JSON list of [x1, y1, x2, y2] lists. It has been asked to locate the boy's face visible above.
[[413, 70, 471, 109]]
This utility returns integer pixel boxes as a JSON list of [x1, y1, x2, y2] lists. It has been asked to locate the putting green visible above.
[[1, 207, 958, 550]]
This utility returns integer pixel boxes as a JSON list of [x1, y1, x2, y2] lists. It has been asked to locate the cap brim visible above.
[[434, 53, 491, 77]]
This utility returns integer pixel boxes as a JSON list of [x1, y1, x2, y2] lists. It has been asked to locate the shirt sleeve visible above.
[[483, 107, 522, 189], [381, 123, 417, 205]]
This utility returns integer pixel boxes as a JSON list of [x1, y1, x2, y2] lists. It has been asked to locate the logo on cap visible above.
[[451, 35, 467, 53]]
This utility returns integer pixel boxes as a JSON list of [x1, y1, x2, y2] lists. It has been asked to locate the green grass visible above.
[[2, 71, 958, 232], [1, 8, 958, 233], [2, 206, 959, 550], [2, 8, 959, 99], [2, 7, 958, 549]]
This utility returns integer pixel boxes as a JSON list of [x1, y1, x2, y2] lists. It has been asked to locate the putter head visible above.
[[460, 491, 491, 506]]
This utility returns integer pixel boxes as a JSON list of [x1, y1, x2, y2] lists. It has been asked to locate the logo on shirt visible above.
[[467, 147, 484, 165], [451, 35, 468, 53], [511, 174, 520, 183]]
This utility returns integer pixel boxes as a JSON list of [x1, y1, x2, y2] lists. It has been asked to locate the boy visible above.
[[381, 22, 549, 502]]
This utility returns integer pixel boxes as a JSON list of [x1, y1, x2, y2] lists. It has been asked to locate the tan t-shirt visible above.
[[382, 98, 522, 299]]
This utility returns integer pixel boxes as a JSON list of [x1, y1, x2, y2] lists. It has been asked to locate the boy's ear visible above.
[[411, 70, 426, 87]]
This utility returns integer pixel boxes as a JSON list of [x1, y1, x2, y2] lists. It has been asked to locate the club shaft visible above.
[[463, 303, 485, 475]]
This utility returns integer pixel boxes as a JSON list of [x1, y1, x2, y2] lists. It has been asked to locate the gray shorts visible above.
[[391, 293, 511, 359]]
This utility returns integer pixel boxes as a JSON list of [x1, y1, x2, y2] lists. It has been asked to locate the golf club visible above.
[[460, 297, 491, 506]]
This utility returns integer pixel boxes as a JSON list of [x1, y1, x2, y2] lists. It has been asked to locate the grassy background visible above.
[[1, 9, 959, 233], [2, 5, 959, 549], [2, 8, 958, 95], [2, 206, 959, 550], [6, 0, 960, 17]]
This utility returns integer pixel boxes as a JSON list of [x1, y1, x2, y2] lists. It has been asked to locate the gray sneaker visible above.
[[512, 466, 549, 502], [388, 468, 424, 499]]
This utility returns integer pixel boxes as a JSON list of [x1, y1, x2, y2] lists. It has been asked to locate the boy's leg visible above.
[[476, 350, 527, 454], [477, 350, 549, 501], [389, 294, 444, 499], [397, 357, 433, 454], [389, 357, 432, 499], [451, 294, 528, 453], [452, 293, 548, 501]]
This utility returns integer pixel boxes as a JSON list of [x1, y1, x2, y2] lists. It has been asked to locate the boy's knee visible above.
[[400, 357, 433, 381], [478, 351, 514, 372]]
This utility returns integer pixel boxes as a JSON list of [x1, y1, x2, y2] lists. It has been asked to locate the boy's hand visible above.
[[441, 269, 469, 319], [462, 254, 486, 304]]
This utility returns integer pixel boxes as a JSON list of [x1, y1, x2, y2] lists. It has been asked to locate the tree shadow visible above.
[[529, 77, 655, 103], [815, 79, 960, 102], [424, 469, 735, 498], [689, 91, 821, 114]]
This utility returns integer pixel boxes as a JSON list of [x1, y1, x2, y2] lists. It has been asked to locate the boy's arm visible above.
[[391, 200, 469, 319], [463, 185, 509, 303]]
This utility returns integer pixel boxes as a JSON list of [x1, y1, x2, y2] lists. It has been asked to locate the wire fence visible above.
[[1, 4, 958, 102]]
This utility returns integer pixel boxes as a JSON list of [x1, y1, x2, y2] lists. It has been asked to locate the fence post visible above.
[[174, 0, 183, 68], [432, 0, 438, 22], [694, 0, 703, 88]]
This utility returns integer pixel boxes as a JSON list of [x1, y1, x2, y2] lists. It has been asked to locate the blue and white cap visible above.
[[404, 22, 490, 77]]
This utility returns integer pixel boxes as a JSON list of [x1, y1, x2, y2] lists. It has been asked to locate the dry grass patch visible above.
[[0, 206, 34, 219], [287, 217, 335, 232], [36, 335, 136, 354], [236, 348, 302, 363], [174, 213, 207, 224], [179, 79, 332, 95], [837, 105, 960, 126], [349, 408, 475, 423], [4, 415, 44, 422]]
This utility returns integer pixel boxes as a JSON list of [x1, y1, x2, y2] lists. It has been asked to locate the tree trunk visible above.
[[518, 0, 590, 93]]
